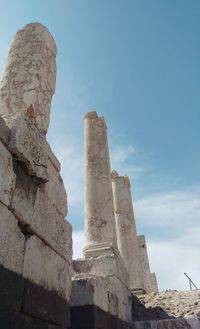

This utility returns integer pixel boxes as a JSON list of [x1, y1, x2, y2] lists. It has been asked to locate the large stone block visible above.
[[8, 117, 49, 182], [11, 162, 72, 262], [0, 265, 24, 311], [23, 280, 70, 327], [71, 275, 108, 313], [73, 250, 129, 288], [44, 153, 67, 217], [0, 141, 16, 206], [0, 202, 25, 274], [23, 235, 71, 300], [71, 273, 132, 324]]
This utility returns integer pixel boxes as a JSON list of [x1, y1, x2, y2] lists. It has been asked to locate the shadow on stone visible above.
[[132, 295, 174, 321]]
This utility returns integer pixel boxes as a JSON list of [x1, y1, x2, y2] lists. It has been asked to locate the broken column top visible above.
[[0, 22, 57, 135], [111, 170, 130, 188]]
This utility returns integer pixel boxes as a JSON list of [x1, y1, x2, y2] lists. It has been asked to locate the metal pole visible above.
[[184, 272, 198, 290]]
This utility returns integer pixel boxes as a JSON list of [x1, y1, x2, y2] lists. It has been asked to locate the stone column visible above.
[[138, 235, 158, 293], [111, 171, 144, 293], [83, 111, 117, 258], [0, 23, 56, 135]]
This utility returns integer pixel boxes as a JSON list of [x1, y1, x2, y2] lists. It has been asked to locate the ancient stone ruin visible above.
[[0, 23, 199, 329]]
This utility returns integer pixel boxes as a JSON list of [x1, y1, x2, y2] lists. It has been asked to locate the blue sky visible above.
[[0, 0, 199, 291]]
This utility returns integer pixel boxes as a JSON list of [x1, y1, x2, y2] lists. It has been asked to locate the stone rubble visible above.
[[139, 290, 200, 318]]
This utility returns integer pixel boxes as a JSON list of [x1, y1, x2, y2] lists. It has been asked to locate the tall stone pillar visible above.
[[0, 23, 56, 135], [138, 235, 159, 293], [111, 171, 144, 293], [83, 111, 117, 258]]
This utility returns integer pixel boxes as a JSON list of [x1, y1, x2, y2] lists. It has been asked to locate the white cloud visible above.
[[134, 189, 200, 291], [72, 188, 200, 292], [110, 144, 144, 177], [72, 230, 84, 259], [134, 188, 200, 232], [148, 230, 200, 291]]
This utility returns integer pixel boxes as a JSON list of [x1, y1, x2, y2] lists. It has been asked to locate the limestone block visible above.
[[44, 154, 67, 217], [0, 116, 10, 146], [71, 274, 108, 313], [8, 117, 48, 182], [106, 275, 132, 323], [71, 273, 132, 323], [73, 251, 129, 289], [11, 165, 72, 262], [23, 235, 71, 300], [0, 202, 25, 274], [0, 141, 16, 206]]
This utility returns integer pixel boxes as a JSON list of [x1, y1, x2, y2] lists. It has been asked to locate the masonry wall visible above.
[[0, 115, 72, 328]]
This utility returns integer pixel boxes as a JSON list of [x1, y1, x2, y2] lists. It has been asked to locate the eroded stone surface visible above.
[[8, 116, 48, 182], [0, 202, 25, 274], [0, 141, 16, 206], [111, 171, 144, 292], [71, 273, 132, 323], [44, 153, 67, 217], [138, 235, 158, 293], [11, 162, 71, 262], [83, 111, 117, 257], [23, 235, 71, 300], [0, 23, 56, 135], [0, 115, 10, 146], [73, 251, 129, 289], [140, 290, 200, 318]]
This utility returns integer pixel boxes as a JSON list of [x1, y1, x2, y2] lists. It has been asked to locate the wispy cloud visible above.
[[110, 144, 145, 177], [134, 188, 200, 232], [148, 229, 200, 291], [72, 188, 200, 291]]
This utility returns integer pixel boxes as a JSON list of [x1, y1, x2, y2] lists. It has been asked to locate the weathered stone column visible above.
[[138, 235, 159, 293], [111, 171, 144, 293], [0, 23, 56, 135], [83, 111, 117, 257]]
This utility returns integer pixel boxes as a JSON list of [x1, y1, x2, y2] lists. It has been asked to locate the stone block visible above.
[[45, 154, 67, 217], [8, 117, 49, 182], [71, 273, 132, 324], [0, 116, 10, 146], [0, 265, 24, 311], [71, 275, 108, 313], [0, 304, 14, 329], [23, 235, 71, 301], [11, 162, 72, 262], [73, 250, 129, 288], [0, 202, 25, 274], [23, 280, 70, 327], [0, 141, 16, 206]]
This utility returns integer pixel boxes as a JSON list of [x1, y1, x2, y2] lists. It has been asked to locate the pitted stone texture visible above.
[[111, 171, 143, 291], [11, 164, 72, 262], [0, 115, 10, 146], [138, 235, 158, 293], [73, 251, 129, 289], [23, 235, 71, 300], [0, 141, 16, 206], [45, 153, 67, 217], [84, 111, 117, 256], [71, 274, 132, 323], [71, 275, 108, 312], [0, 202, 25, 274], [8, 117, 48, 182], [0, 23, 56, 135], [140, 290, 200, 318]]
